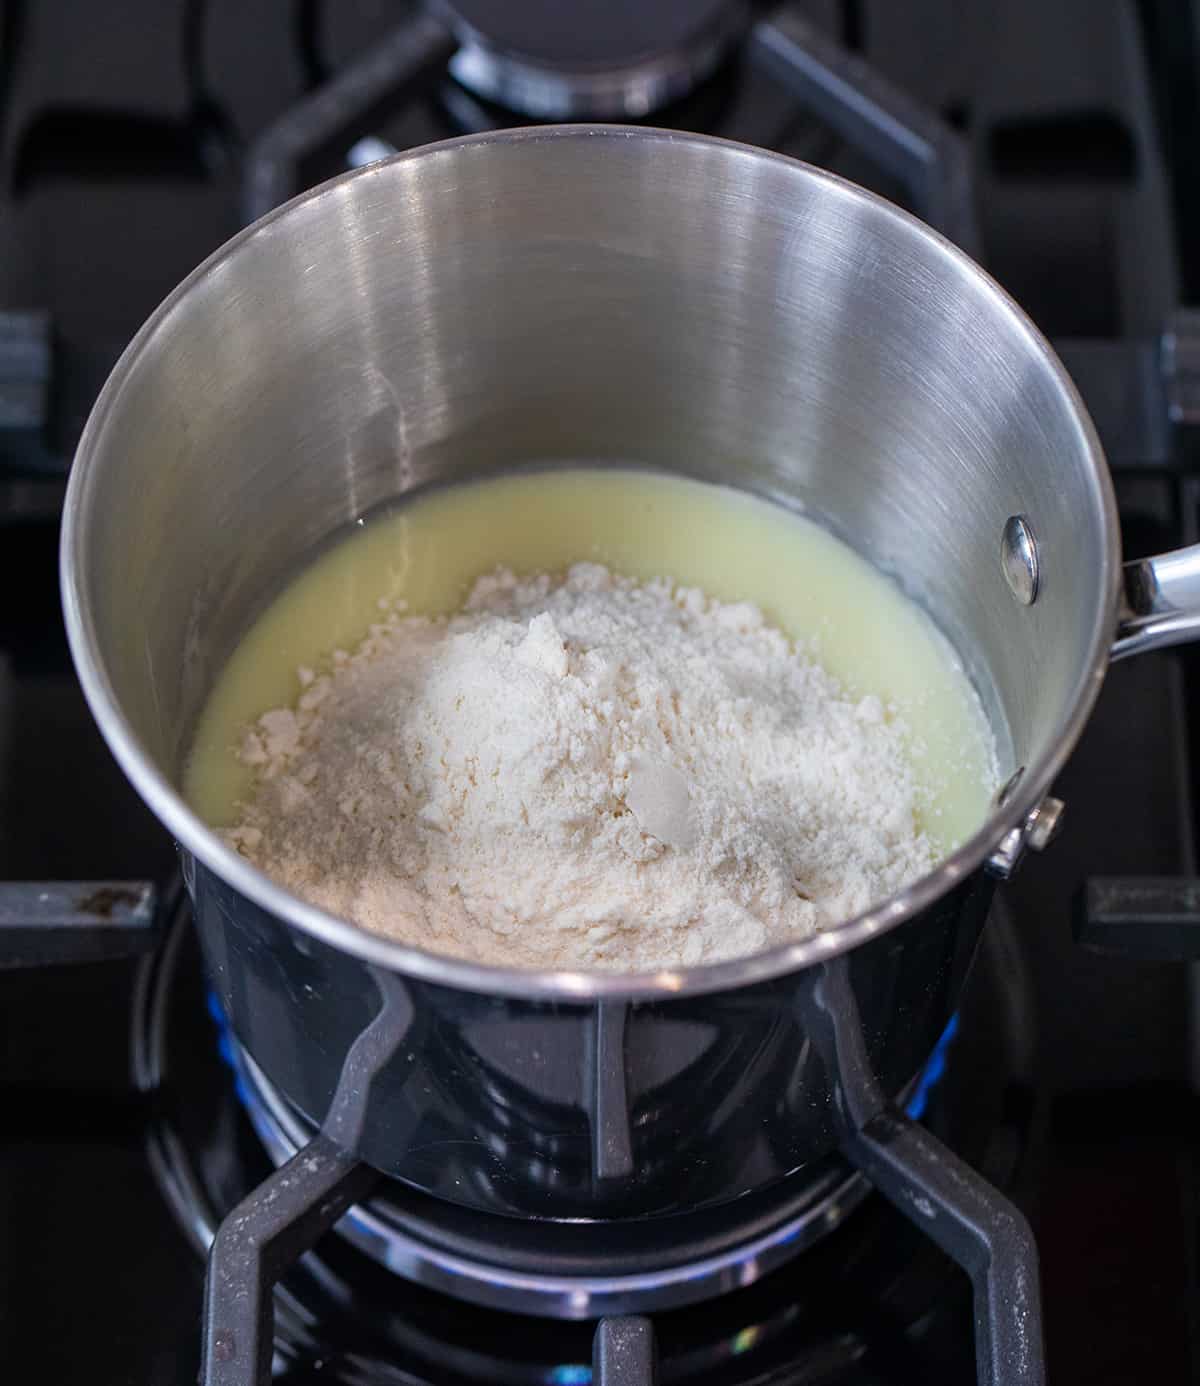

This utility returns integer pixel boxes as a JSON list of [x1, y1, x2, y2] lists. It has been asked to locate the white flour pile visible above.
[[225, 563, 936, 970]]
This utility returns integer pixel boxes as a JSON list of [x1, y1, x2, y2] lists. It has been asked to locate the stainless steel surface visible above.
[[59, 126, 1145, 1216], [1114, 542, 1200, 659], [60, 125, 1120, 999], [983, 795, 1065, 878], [1001, 515, 1040, 605], [997, 767, 1026, 806], [984, 828, 1025, 882]]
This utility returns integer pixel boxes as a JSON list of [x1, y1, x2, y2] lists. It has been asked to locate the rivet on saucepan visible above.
[[1001, 515, 1039, 605], [1025, 796, 1066, 851], [997, 766, 1025, 807]]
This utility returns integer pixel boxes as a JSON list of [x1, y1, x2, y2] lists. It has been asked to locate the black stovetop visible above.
[[2, 3, 1199, 1383]]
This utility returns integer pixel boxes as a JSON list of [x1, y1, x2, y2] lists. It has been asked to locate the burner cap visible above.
[[437, 0, 748, 119]]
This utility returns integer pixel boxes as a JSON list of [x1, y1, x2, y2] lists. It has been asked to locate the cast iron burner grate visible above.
[[241, 4, 977, 250], [0, 8, 1067, 1382], [152, 891, 1041, 1386], [0, 5, 981, 489], [0, 877, 1043, 1384], [210, 961, 972, 1320]]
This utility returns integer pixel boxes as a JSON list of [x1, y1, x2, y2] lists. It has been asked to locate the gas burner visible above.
[[231, 1037, 872, 1317], [127, 891, 1038, 1383], [437, 0, 749, 119]]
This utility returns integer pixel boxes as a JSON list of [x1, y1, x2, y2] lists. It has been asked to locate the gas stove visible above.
[[2, 4, 1199, 1384]]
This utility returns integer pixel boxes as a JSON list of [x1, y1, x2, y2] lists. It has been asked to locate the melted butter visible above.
[[185, 468, 999, 854]]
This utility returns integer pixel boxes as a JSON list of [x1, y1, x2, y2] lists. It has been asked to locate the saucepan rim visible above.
[[59, 124, 1121, 1000]]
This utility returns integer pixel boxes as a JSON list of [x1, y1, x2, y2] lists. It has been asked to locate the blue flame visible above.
[[547, 1367, 591, 1385], [904, 1012, 959, 1120], [205, 988, 251, 1105]]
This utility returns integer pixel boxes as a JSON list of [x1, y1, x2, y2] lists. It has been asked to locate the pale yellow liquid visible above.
[[186, 469, 999, 855]]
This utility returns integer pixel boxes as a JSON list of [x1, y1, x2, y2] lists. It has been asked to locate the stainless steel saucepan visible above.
[[59, 127, 1200, 1267]]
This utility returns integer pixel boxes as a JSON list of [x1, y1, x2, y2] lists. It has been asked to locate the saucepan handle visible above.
[[1112, 543, 1200, 660]]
